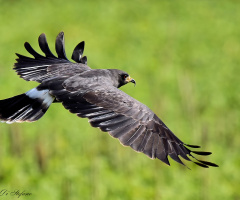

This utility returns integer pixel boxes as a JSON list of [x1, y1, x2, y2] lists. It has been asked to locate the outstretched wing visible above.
[[45, 78, 218, 168], [14, 32, 90, 83]]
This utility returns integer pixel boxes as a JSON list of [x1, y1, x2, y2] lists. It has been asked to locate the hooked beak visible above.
[[126, 76, 136, 86]]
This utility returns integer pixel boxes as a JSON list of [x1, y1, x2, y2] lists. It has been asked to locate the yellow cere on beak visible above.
[[126, 76, 136, 86]]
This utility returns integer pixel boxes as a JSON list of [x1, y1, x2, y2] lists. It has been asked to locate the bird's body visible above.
[[0, 32, 218, 168]]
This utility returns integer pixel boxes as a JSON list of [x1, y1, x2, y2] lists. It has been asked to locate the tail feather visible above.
[[0, 88, 54, 123]]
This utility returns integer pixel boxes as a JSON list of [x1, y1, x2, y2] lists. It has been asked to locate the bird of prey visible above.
[[0, 32, 218, 168]]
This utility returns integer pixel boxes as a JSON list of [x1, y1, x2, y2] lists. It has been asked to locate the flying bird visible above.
[[0, 32, 218, 168]]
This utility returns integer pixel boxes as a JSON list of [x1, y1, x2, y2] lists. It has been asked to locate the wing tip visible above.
[[71, 41, 86, 63]]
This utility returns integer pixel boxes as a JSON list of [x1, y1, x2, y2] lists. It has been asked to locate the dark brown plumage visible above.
[[0, 32, 218, 168]]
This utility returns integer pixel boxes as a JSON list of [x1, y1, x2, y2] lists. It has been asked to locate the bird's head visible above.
[[108, 69, 136, 88]]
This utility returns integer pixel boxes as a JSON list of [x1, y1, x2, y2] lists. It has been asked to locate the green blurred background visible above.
[[0, 0, 239, 199]]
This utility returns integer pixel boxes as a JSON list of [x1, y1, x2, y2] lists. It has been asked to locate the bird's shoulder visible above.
[[62, 69, 113, 91]]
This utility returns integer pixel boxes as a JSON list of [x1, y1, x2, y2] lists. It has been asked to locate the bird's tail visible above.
[[0, 88, 54, 123]]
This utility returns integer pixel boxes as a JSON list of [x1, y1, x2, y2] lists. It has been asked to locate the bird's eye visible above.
[[123, 74, 128, 79]]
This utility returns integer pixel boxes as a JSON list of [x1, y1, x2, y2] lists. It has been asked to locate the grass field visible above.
[[0, 0, 239, 199]]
